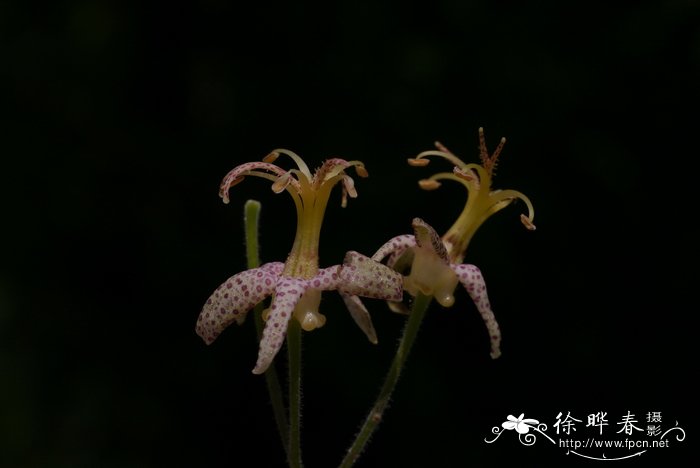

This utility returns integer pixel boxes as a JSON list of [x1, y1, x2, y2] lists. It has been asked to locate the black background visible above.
[[1, 0, 697, 467]]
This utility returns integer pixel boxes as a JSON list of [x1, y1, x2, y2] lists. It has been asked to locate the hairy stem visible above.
[[245, 200, 289, 457], [287, 320, 303, 467], [339, 293, 432, 467]]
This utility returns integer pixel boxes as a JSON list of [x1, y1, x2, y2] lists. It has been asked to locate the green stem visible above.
[[339, 293, 433, 468], [244, 200, 289, 457], [244, 200, 262, 269], [287, 320, 303, 468]]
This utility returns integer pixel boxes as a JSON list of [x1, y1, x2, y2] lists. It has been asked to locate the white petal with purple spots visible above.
[[196, 262, 283, 345], [371, 234, 416, 264], [340, 251, 403, 301], [452, 263, 501, 359], [253, 277, 308, 374], [310, 265, 342, 291]]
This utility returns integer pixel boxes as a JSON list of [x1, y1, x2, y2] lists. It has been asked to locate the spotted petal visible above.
[[412, 218, 449, 263], [219, 162, 291, 203], [253, 277, 307, 374], [402, 219, 459, 306], [196, 262, 283, 345], [309, 265, 342, 291], [302, 265, 379, 343], [339, 251, 403, 301], [338, 252, 404, 339], [371, 234, 416, 265], [452, 263, 501, 359]]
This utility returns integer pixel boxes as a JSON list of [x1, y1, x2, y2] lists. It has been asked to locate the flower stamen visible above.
[[199, 150, 401, 373], [262, 150, 279, 163], [407, 158, 430, 167], [520, 213, 536, 231], [410, 128, 536, 262], [271, 171, 292, 194], [354, 164, 369, 178], [271, 148, 313, 180], [219, 161, 301, 203], [418, 179, 441, 190]]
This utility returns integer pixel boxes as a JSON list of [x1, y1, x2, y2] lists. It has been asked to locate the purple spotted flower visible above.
[[372, 218, 504, 358], [196, 150, 403, 374], [366, 129, 536, 359]]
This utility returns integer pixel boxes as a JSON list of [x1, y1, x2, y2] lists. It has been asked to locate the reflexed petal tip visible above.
[[219, 177, 243, 204], [371, 234, 416, 264], [218, 161, 289, 204], [196, 262, 282, 345], [452, 263, 501, 359], [253, 277, 307, 374]]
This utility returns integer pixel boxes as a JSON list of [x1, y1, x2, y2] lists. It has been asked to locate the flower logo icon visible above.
[[502, 414, 540, 434]]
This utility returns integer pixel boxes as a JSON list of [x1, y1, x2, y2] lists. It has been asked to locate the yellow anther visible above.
[[520, 214, 536, 231], [407, 158, 430, 167], [418, 179, 441, 190], [271, 172, 291, 194], [262, 151, 279, 163]]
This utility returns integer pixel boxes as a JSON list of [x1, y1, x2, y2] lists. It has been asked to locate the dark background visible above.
[[1, 0, 697, 467]]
